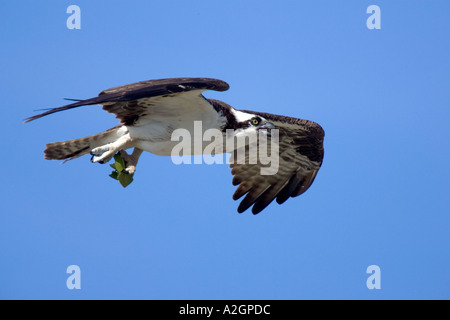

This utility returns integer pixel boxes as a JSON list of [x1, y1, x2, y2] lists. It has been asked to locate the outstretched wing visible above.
[[230, 110, 324, 214], [24, 78, 229, 124]]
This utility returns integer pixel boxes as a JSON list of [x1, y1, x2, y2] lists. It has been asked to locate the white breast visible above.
[[126, 91, 227, 156]]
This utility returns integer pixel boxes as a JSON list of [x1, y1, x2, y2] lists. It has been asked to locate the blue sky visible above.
[[1, 1, 449, 299]]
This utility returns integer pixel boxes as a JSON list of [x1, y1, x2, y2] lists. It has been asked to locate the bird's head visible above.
[[230, 110, 275, 139]]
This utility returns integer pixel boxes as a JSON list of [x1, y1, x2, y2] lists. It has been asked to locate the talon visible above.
[[121, 166, 136, 175]]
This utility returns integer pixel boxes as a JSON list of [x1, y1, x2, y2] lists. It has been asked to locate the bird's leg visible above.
[[118, 148, 143, 175], [90, 134, 132, 164]]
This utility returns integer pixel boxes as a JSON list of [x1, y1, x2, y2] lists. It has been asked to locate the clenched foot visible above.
[[118, 148, 143, 175], [90, 145, 115, 164]]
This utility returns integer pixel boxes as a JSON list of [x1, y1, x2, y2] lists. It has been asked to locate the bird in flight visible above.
[[25, 78, 324, 214]]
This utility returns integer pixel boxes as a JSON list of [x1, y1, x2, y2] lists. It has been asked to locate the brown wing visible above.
[[230, 111, 324, 214], [24, 78, 229, 124]]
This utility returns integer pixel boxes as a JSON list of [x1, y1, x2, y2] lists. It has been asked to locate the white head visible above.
[[230, 110, 275, 138]]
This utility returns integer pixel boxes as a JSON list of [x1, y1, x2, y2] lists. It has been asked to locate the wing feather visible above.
[[237, 182, 271, 213], [275, 174, 304, 205], [252, 179, 291, 214], [25, 78, 229, 123]]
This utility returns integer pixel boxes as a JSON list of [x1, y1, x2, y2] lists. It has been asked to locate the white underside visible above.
[[122, 91, 228, 156], [128, 122, 227, 156]]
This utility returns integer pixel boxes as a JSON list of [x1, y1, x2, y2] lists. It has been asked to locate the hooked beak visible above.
[[259, 121, 275, 137]]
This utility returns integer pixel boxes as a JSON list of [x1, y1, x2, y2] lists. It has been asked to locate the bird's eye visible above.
[[251, 118, 260, 126]]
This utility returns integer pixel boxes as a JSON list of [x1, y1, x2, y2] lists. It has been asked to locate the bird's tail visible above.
[[44, 126, 121, 161]]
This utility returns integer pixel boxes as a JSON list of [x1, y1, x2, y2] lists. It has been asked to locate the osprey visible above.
[[25, 78, 324, 214]]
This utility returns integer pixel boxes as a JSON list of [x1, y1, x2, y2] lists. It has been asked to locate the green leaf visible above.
[[113, 154, 125, 172], [108, 153, 134, 187], [109, 171, 119, 180], [118, 172, 133, 188]]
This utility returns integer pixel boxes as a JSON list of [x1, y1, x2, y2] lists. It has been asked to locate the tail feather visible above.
[[44, 126, 121, 161]]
